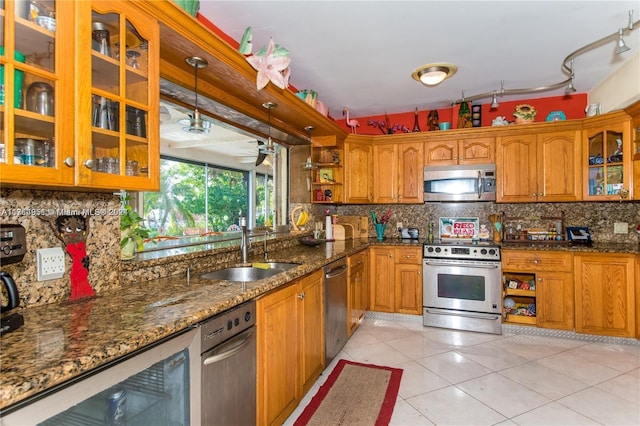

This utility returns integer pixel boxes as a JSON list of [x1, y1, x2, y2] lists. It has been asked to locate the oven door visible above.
[[422, 258, 501, 314]]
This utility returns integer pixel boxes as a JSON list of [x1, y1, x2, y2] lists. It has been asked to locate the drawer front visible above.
[[502, 250, 572, 272], [348, 251, 367, 269], [394, 247, 422, 264]]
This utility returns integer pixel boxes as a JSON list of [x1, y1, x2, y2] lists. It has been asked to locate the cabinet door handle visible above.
[[298, 292, 305, 300], [531, 193, 537, 197], [417, 271, 421, 275], [84, 159, 94, 169], [63, 157, 75, 167], [537, 277, 542, 281]]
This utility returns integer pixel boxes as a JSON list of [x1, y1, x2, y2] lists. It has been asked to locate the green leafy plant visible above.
[[120, 197, 151, 252]]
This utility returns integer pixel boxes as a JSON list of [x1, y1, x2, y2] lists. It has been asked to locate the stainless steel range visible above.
[[422, 240, 502, 334]]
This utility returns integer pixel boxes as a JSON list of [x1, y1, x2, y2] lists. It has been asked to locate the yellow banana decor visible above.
[[291, 206, 310, 231]]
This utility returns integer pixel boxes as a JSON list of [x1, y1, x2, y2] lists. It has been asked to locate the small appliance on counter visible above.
[[399, 227, 419, 240], [1, 224, 26, 335]]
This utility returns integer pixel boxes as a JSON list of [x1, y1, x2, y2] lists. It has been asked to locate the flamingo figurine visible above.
[[343, 107, 360, 134]]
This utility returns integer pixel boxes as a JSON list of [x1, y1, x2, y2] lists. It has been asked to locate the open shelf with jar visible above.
[[502, 272, 537, 325], [310, 145, 343, 204]]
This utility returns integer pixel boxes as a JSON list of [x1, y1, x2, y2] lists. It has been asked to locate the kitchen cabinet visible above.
[[424, 136, 495, 166], [348, 249, 369, 336], [636, 255, 640, 340], [397, 141, 424, 203], [574, 253, 635, 338], [256, 269, 324, 426], [310, 143, 343, 203], [625, 101, 640, 200], [0, 0, 160, 191], [344, 137, 373, 203], [496, 127, 582, 202], [373, 142, 397, 203], [372, 138, 423, 203], [369, 246, 422, 314], [582, 112, 632, 200], [502, 250, 574, 330]]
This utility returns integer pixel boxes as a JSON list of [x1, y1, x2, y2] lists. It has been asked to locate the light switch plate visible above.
[[36, 247, 65, 281], [613, 222, 628, 234]]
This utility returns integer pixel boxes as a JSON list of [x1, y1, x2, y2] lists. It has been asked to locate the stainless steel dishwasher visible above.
[[201, 300, 256, 426], [324, 258, 348, 365]]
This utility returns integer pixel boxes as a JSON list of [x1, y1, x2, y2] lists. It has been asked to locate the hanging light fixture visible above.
[[259, 102, 277, 155], [565, 59, 577, 93], [490, 91, 499, 109], [411, 63, 457, 86], [615, 28, 631, 54], [302, 125, 318, 170], [179, 56, 212, 134]]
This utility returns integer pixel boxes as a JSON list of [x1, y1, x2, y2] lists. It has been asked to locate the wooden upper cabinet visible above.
[[582, 113, 633, 201], [372, 139, 423, 204], [344, 139, 373, 203], [373, 143, 397, 203], [496, 134, 538, 202], [0, 0, 160, 191], [496, 128, 581, 202], [537, 130, 582, 202], [425, 137, 494, 166], [398, 141, 424, 203]]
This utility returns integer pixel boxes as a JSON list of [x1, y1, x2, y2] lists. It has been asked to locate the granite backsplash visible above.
[[328, 201, 640, 243], [1, 187, 638, 309]]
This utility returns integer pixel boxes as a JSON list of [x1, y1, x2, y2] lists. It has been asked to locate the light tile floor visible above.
[[284, 317, 640, 426]]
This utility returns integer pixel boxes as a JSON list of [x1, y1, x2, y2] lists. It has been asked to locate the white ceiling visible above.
[[198, 1, 640, 117]]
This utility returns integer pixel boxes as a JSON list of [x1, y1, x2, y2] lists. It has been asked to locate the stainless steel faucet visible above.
[[239, 217, 249, 264], [263, 230, 270, 260]]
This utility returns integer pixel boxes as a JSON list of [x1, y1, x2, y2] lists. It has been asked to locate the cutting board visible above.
[[337, 216, 369, 238]]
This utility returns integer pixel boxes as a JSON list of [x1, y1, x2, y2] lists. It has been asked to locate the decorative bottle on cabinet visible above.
[[412, 108, 421, 132]]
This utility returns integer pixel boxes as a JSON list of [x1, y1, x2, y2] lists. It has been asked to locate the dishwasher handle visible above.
[[203, 328, 255, 366], [325, 264, 347, 279]]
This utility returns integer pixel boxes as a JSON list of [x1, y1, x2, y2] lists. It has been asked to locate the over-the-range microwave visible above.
[[423, 164, 496, 202]]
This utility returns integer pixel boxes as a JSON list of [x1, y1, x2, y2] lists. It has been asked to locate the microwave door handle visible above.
[[477, 171, 482, 199]]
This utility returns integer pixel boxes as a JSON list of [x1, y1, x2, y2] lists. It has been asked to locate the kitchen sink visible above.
[[201, 262, 300, 282]]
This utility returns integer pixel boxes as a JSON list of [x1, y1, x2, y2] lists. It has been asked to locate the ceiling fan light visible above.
[[412, 63, 457, 86]]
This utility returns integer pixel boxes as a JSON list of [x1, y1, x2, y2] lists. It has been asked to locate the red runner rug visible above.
[[294, 359, 403, 426]]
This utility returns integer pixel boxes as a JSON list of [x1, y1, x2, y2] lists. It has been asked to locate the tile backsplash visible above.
[[0, 189, 122, 308], [1, 187, 638, 309]]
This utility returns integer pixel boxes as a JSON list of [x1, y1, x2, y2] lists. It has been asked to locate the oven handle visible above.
[[424, 308, 501, 321], [423, 260, 500, 269], [478, 171, 482, 199], [203, 329, 254, 366]]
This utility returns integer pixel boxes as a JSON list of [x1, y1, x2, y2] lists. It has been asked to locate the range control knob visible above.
[[489, 249, 496, 256], [480, 249, 487, 255], [435, 247, 442, 253], [427, 247, 434, 253]]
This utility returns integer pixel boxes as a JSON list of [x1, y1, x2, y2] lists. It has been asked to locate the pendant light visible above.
[[565, 59, 577, 94], [302, 125, 318, 170], [179, 56, 212, 134], [615, 28, 631, 54], [260, 102, 277, 155]]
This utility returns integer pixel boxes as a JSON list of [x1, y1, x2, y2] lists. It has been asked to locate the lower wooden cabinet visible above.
[[574, 253, 636, 338], [502, 250, 574, 330], [369, 246, 422, 315], [348, 249, 369, 336], [636, 255, 640, 339], [256, 269, 324, 426]]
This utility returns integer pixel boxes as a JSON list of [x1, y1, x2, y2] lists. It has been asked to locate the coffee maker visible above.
[[1, 224, 26, 335]]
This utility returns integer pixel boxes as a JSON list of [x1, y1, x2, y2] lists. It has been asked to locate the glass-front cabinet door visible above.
[[583, 114, 632, 200], [76, 1, 159, 191], [0, 0, 75, 185]]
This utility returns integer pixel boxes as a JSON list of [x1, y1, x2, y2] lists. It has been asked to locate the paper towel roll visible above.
[[325, 216, 333, 240]]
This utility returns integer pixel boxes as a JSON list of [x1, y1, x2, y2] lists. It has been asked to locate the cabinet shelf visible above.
[[312, 181, 341, 186], [15, 110, 55, 137], [505, 288, 535, 297], [505, 314, 537, 325]]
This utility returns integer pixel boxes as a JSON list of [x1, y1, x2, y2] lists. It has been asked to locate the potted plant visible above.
[[120, 200, 151, 259]]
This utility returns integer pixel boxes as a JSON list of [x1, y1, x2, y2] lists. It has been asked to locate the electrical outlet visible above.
[[396, 222, 403, 231], [613, 222, 629, 234], [37, 247, 65, 281]]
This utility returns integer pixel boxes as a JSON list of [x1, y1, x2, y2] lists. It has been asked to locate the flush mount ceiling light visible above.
[[259, 102, 277, 155], [411, 63, 457, 86], [178, 56, 212, 134]]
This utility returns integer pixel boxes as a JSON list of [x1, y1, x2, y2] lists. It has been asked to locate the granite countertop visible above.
[[0, 239, 369, 411], [1, 237, 637, 411]]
